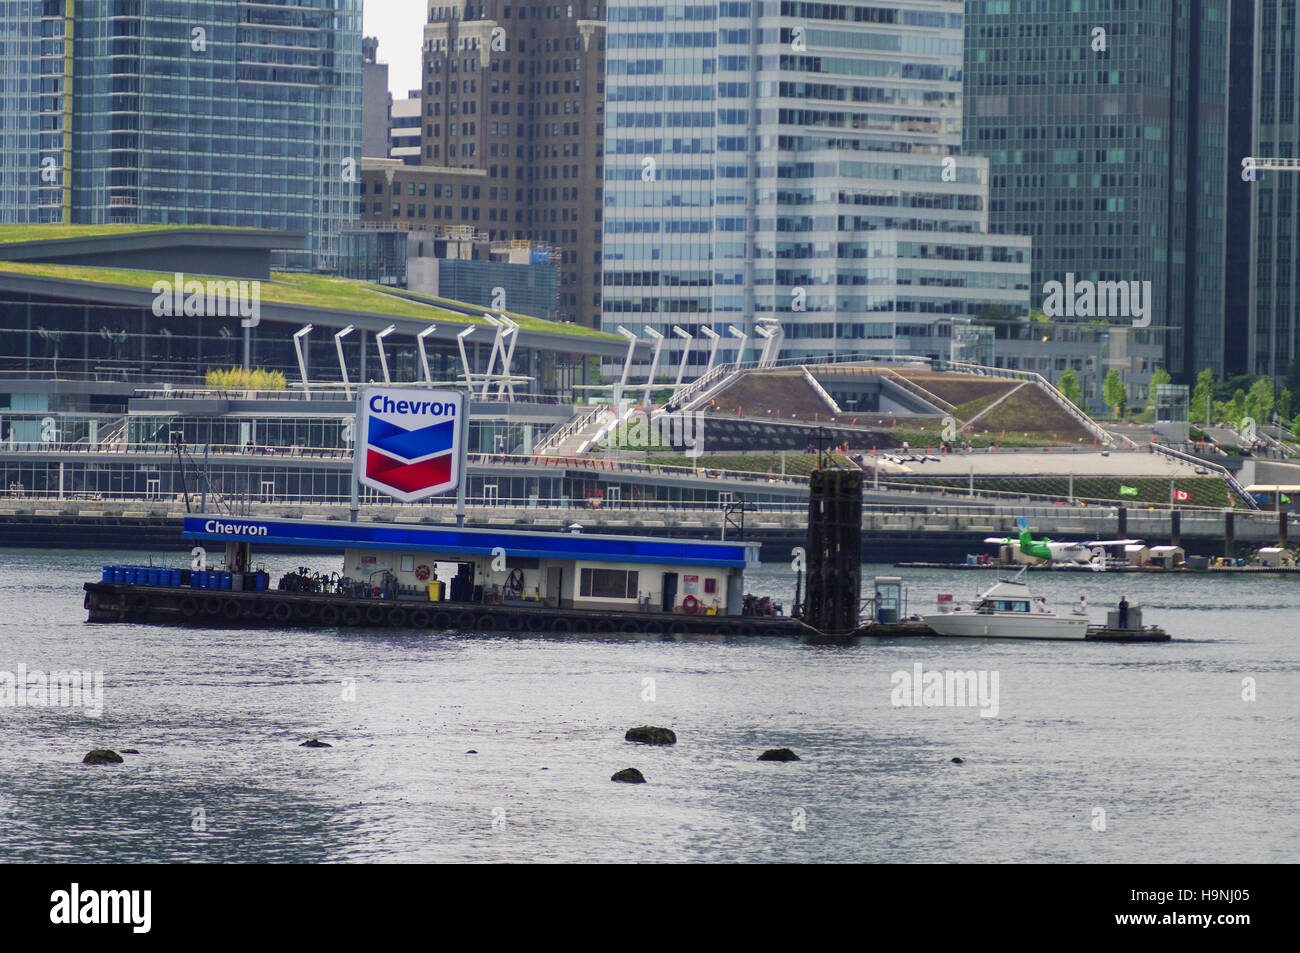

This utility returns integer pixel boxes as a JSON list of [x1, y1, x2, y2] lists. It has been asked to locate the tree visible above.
[[1190, 368, 1214, 425], [1056, 368, 1083, 408], [1280, 388, 1293, 427], [1230, 388, 1246, 426], [1103, 369, 1127, 418], [1247, 377, 1274, 425]]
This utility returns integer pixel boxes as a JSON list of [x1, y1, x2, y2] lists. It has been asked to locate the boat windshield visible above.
[[977, 598, 1031, 613]]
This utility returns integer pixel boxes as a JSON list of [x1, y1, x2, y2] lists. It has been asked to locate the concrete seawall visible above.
[[1, 501, 1287, 562]]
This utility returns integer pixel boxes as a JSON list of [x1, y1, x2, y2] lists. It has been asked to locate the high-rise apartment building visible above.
[[599, 0, 1029, 373], [0, 0, 362, 271], [963, 0, 1231, 380], [408, 2, 606, 327]]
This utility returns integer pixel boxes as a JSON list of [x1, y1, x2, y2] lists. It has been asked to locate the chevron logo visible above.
[[356, 387, 465, 503]]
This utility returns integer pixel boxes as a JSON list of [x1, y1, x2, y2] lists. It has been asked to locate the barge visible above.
[[83, 514, 813, 638]]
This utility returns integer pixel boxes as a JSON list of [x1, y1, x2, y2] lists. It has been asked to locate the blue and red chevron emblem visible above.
[[356, 387, 464, 503]]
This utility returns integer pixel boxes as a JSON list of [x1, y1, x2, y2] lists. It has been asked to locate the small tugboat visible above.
[[919, 570, 1090, 640]]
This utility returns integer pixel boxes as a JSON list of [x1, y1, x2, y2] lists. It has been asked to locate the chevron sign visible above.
[[355, 387, 465, 503]]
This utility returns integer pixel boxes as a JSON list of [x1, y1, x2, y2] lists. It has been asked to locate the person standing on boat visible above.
[[1118, 596, 1130, 629], [1076, 595, 1087, 616]]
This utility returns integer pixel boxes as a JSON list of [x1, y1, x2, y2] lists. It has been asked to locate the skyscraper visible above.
[[600, 0, 1029, 373], [963, 0, 1230, 380], [417, 2, 607, 327], [0, 0, 362, 271], [1246, 0, 1300, 380]]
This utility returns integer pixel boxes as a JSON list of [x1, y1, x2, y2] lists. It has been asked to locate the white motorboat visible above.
[[920, 573, 1090, 640]]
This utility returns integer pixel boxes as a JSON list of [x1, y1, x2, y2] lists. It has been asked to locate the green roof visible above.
[[0, 261, 619, 340], [0, 224, 254, 245]]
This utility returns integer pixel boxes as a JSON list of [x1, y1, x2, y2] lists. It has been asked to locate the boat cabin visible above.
[[972, 581, 1038, 614], [184, 515, 759, 616]]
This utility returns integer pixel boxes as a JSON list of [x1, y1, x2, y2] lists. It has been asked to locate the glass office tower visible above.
[[0, 0, 362, 271], [1249, 0, 1300, 379], [963, 0, 1230, 380], [601, 0, 1030, 372]]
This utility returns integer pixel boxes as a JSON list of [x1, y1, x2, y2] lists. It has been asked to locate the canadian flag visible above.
[[1174, 489, 1190, 501]]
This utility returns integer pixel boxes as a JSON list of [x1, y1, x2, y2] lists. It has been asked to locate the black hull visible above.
[[83, 582, 814, 638]]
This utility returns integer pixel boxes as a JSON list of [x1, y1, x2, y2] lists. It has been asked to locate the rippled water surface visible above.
[[0, 548, 1296, 863]]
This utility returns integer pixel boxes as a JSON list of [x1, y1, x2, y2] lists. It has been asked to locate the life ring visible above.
[[319, 604, 340, 625], [682, 595, 700, 615], [414, 564, 431, 581]]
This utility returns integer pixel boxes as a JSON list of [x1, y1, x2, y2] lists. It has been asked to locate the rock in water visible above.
[[300, 739, 332, 748], [121, 749, 140, 755], [82, 749, 124, 765], [951, 757, 964, 764], [625, 726, 677, 746], [611, 767, 646, 784], [757, 748, 800, 762]]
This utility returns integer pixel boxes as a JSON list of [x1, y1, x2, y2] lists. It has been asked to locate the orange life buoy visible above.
[[415, 564, 431, 581], [682, 595, 699, 615]]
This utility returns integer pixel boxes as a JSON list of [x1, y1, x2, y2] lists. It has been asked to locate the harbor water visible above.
[[0, 548, 1296, 863]]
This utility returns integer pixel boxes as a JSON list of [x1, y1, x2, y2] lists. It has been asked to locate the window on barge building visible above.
[[579, 568, 638, 599]]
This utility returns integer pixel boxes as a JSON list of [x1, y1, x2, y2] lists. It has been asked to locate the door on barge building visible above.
[[546, 566, 563, 607], [661, 572, 678, 612]]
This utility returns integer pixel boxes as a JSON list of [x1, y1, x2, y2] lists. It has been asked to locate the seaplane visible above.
[[985, 525, 1143, 569]]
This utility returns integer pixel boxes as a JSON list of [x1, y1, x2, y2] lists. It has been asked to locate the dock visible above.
[[83, 581, 813, 637], [850, 619, 1170, 641]]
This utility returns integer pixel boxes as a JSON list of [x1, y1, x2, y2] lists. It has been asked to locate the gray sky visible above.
[[363, 0, 428, 97]]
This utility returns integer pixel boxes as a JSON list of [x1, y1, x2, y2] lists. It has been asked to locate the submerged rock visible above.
[[951, 757, 964, 764], [82, 749, 124, 765], [120, 749, 140, 755], [757, 748, 800, 762], [625, 726, 677, 746], [611, 767, 646, 784], [300, 739, 332, 748]]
